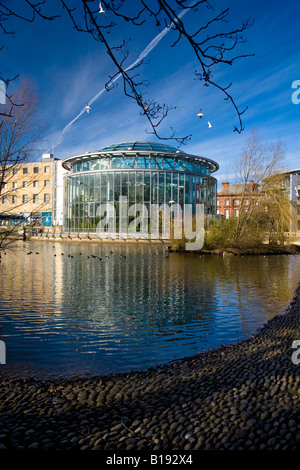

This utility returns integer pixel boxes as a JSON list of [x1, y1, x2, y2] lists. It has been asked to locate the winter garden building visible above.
[[62, 141, 219, 238]]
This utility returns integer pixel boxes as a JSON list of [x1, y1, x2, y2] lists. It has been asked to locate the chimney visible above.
[[222, 181, 229, 191], [250, 179, 254, 192]]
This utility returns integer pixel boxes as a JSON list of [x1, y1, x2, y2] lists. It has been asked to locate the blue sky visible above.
[[1, 0, 300, 188]]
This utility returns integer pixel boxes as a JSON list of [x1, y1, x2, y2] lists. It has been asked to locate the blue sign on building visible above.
[[42, 212, 52, 226]]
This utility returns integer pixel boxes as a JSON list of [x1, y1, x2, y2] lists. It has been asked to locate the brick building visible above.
[[217, 172, 300, 231], [217, 180, 263, 219]]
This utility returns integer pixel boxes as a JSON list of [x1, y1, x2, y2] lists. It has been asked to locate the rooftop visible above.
[[100, 141, 182, 154], [218, 182, 263, 195], [62, 141, 219, 173]]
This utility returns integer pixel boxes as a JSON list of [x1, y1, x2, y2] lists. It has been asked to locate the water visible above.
[[0, 241, 299, 378]]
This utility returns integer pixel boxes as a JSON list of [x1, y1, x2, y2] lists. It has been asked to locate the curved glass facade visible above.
[[62, 141, 218, 236]]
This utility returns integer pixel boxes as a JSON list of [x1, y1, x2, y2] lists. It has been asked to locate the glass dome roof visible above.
[[62, 141, 219, 173], [100, 141, 183, 154]]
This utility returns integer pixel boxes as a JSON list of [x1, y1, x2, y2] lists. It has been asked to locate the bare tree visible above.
[[233, 130, 289, 244], [0, 0, 254, 144], [0, 80, 43, 253], [204, 131, 292, 250]]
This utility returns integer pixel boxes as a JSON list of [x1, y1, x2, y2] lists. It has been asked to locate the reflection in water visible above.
[[0, 241, 299, 378]]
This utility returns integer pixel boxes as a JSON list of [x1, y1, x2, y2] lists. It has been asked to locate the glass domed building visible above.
[[62, 141, 219, 237]]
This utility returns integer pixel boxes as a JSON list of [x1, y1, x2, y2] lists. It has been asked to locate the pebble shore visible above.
[[1, 285, 300, 451]]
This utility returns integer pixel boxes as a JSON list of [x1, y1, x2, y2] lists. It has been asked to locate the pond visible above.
[[0, 241, 299, 378]]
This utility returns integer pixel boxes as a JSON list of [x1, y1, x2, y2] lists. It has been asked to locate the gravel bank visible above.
[[1, 285, 300, 451]]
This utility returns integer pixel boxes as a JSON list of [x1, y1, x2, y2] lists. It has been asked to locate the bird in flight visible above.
[[86, 104, 91, 114], [197, 109, 204, 118], [208, 121, 213, 128], [99, 2, 105, 15]]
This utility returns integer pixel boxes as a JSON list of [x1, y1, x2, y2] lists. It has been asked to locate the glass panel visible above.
[[107, 173, 114, 201], [151, 172, 158, 203], [144, 172, 150, 202], [156, 158, 163, 170], [192, 175, 196, 204], [172, 173, 178, 202], [136, 172, 143, 203], [150, 157, 156, 169], [185, 174, 192, 204], [203, 178, 207, 202], [90, 159, 99, 171], [136, 156, 149, 168], [112, 157, 123, 169], [134, 143, 152, 151], [101, 173, 107, 201], [164, 158, 175, 170], [88, 174, 95, 201], [179, 174, 184, 205], [82, 160, 90, 171], [129, 172, 136, 202], [178, 159, 186, 171], [95, 174, 101, 202], [115, 143, 134, 150], [121, 172, 129, 197], [83, 174, 89, 201], [76, 161, 82, 172], [100, 158, 110, 169], [159, 172, 165, 204], [186, 161, 193, 172], [114, 172, 121, 202], [123, 157, 136, 168], [166, 172, 172, 202]]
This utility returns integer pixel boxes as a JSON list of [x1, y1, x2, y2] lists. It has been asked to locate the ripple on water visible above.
[[0, 241, 299, 378]]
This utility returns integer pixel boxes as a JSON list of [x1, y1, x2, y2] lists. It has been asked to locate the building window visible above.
[[33, 194, 39, 203], [33, 167, 39, 173], [23, 181, 28, 188], [23, 195, 28, 203], [225, 209, 229, 219], [44, 166, 50, 173], [44, 194, 50, 203], [234, 199, 240, 206], [225, 199, 229, 206], [44, 180, 50, 187], [13, 168, 18, 175], [33, 181, 39, 187], [23, 168, 28, 174], [217, 209, 220, 215], [217, 199, 219, 206], [12, 195, 17, 204], [245, 199, 249, 206], [2, 196, 7, 204], [235, 209, 239, 217], [3, 183, 7, 189], [12, 182, 17, 189]]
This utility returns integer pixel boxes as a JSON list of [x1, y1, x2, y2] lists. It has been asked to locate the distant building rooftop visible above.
[[218, 181, 262, 195]]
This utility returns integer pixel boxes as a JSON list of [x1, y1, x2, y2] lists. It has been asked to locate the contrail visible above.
[[50, 5, 191, 151]]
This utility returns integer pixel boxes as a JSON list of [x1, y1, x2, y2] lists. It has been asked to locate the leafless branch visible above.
[[0, 0, 254, 142]]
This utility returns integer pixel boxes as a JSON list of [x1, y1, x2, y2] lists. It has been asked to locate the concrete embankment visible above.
[[0, 285, 300, 450]]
